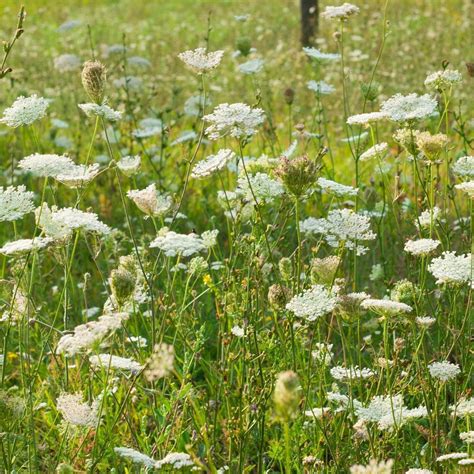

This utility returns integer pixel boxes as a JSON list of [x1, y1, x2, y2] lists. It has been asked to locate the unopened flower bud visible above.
[[81, 60, 107, 104], [273, 370, 301, 420]]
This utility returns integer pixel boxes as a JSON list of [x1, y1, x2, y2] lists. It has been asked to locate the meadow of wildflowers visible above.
[[0, 0, 472, 472]]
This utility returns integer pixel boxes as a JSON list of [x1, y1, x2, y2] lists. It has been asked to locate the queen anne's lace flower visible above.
[[424, 69, 462, 90], [417, 207, 441, 228], [78, 102, 122, 121], [307, 80, 335, 95], [114, 447, 155, 468], [450, 397, 474, 418], [192, 149, 235, 178], [18, 153, 75, 177], [238, 58, 264, 74], [317, 177, 358, 197], [455, 180, 474, 198], [1, 94, 49, 127], [322, 3, 360, 20], [347, 112, 387, 126], [303, 47, 340, 61], [286, 285, 338, 322], [55, 163, 100, 188], [330, 365, 376, 381], [155, 452, 195, 470], [360, 143, 389, 161], [150, 229, 206, 257], [404, 238, 440, 256], [117, 155, 141, 176], [127, 184, 172, 217], [56, 393, 99, 427], [54, 54, 81, 72], [428, 361, 461, 382], [89, 353, 142, 373], [203, 103, 265, 140], [57, 312, 129, 356], [178, 47, 224, 73], [380, 93, 437, 122], [460, 431, 474, 444], [361, 298, 412, 315], [236, 172, 284, 203], [301, 209, 376, 255], [428, 251, 472, 285], [36, 203, 111, 239], [0, 237, 53, 256], [436, 453, 468, 462], [0, 186, 35, 222], [405, 470, 433, 474], [452, 156, 474, 178]]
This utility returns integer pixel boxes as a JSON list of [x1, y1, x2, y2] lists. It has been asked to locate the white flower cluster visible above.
[[178, 47, 224, 73], [54, 54, 81, 72], [19, 153, 75, 177], [450, 397, 474, 418], [192, 149, 235, 178], [307, 80, 335, 95], [436, 453, 467, 462], [330, 365, 376, 381], [404, 238, 440, 256], [236, 172, 284, 203], [89, 353, 142, 373], [460, 431, 474, 444], [0, 237, 53, 257], [455, 181, 474, 198], [56, 393, 99, 427], [150, 229, 207, 257], [321, 3, 360, 20], [78, 102, 122, 122], [361, 298, 413, 315], [203, 103, 265, 140], [133, 117, 162, 138], [127, 183, 172, 217], [405, 469, 433, 474], [428, 251, 472, 285], [286, 285, 338, 322], [428, 361, 461, 382], [238, 58, 264, 75], [424, 69, 462, 90], [114, 447, 194, 470], [451, 156, 474, 178], [301, 209, 376, 255], [380, 93, 437, 122], [317, 177, 358, 197], [302, 47, 340, 61], [1, 94, 49, 127], [55, 163, 100, 188], [312, 343, 334, 365], [350, 459, 393, 474], [57, 311, 129, 356], [117, 155, 141, 176], [417, 207, 441, 228], [347, 112, 387, 126], [360, 143, 389, 161], [36, 203, 111, 239], [0, 185, 35, 222]]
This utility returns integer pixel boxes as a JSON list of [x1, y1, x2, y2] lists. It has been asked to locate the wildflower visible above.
[[307, 80, 335, 95], [0, 185, 35, 222], [0, 237, 53, 257], [237, 172, 284, 203], [201, 229, 219, 248], [459, 459, 474, 466], [268, 284, 292, 309], [321, 3, 360, 20], [144, 343, 175, 382], [428, 361, 461, 382], [133, 118, 162, 138], [56, 393, 99, 427], [361, 298, 412, 315], [117, 155, 141, 176], [436, 453, 468, 462], [78, 102, 122, 122], [330, 365, 376, 381], [317, 177, 358, 197], [405, 470, 433, 474], [286, 285, 338, 321], [184, 95, 212, 117], [127, 56, 151, 68], [428, 251, 472, 285], [450, 397, 474, 417], [150, 229, 206, 257], [54, 54, 81, 72], [424, 69, 462, 90], [191, 149, 235, 178], [404, 238, 440, 256], [460, 431, 474, 444], [415, 131, 448, 160], [359, 143, 389, 161], [416, 316, 436, 328], [311, 343, 334, 365], [302, 47, 340, 61], [89, 354, 142, 373], [275, 153, 323, 197], [455, 180, 474, 198], [203, 103, 265, 140], [155, 452, 195, 470], [231, 325, 245, 337], [380, 93, 437, 122], [301, 209, 376, 255], [81, 60, 107, 103], [417, 207, 441, 228], [54, 163, 100, 188], [305, 407, 330, 419], [350, 459, 393, 474], [127, 184, 172, 217], [36, 204, 111, 239], [57, 312, 129, 356], [1, 94, 49, 127], [347, 112, 387, 126], [178, 47, 224, 73], [451, 156, 474, 178], [238, 58, 264, 74], [114, 447, 155, 468], [273, 370, 301, 420], [18, 153, 75, 177]]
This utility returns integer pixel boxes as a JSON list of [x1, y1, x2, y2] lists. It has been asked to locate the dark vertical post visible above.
[[300, 0, 318, 46]]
